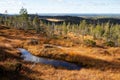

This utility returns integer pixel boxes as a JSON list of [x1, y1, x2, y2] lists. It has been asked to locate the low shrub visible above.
[[104, 41, 115, 47], [84, 39, 96, 47], [51, 35, 62, 39], [27, 38, 39, 45]]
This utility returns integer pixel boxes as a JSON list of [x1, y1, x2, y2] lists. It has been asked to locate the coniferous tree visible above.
[[0, 16, 3, 25], [19, 7, 29, 30], [111, 24, 120, 46], [94, 23, 104, 39], [33, 16, 40, 33], [79, 20, 87, 40], [62, 22, 66, 35], [103, 22, 111, 41]]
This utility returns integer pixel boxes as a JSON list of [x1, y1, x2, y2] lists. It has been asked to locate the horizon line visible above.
[[1, 13, 120, 15]]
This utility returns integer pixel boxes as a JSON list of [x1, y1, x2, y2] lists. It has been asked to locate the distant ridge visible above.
[[1, 13, 120, 17], [38, 16, 120, 25], [0, 13, 120, 25], [0, 13, 3, 16], [38, 13, 120, 18]]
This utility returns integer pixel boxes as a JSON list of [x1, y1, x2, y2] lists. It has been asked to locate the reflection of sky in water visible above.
[[18, 48, 81, 70]]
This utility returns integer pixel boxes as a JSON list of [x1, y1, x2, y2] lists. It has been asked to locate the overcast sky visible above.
[[0, 0, 120, 14]]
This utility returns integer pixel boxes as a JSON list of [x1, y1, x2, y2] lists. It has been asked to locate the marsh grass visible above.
[[0, 25, 120, 80]]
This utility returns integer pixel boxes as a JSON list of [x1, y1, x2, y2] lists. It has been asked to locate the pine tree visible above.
[[79, 20, 87, 40], [62, 22, 66, 36], [33, 16, 40, 33], [94, 23, 104, 39], [103, 22, 111, 41], [111, 24, 120, 46], [19, 7, 29, 30]]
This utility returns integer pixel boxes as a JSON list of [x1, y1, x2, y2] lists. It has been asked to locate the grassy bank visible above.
[[0, 25, 120, 80]]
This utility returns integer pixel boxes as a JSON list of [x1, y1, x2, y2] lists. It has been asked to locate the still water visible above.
[[18, 48, 81, 70]]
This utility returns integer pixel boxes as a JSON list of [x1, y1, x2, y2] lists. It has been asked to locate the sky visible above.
[[0, 0, 120, 14]]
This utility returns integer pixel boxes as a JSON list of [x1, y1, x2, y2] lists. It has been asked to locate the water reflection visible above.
[[18, 48, 81, 70]]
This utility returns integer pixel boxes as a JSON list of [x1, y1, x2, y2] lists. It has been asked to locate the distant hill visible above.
[[0, 14, 120, 25], [0, 13, 3, 16], [38, 16, 120, 25]]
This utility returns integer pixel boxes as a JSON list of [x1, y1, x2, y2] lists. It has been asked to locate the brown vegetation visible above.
[[0, 25, 120, 80]]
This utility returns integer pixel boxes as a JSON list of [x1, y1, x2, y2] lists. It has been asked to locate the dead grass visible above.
[[0, 25, 120, 80]]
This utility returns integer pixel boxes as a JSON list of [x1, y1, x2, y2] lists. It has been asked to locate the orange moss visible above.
[[0, 25, 120, 80]]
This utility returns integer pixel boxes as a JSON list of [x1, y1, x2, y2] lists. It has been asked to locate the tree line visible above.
[[49, 20, 120, 47], [0, 7, 44, 33], [0, 8, 120, 47]]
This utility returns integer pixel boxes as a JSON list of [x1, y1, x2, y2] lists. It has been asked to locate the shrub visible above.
[[84, 39, 96, 47], [52, 35, 60, 39], [104, 41, 115, 47], [27, 38, 39, 45]]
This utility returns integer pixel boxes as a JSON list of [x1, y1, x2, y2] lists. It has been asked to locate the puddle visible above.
[[18, 48, 81, 70]]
